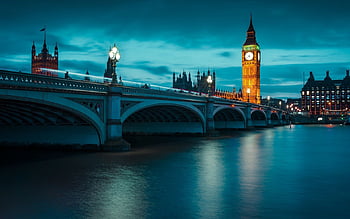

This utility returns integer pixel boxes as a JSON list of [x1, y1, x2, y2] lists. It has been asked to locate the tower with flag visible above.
[[31, 27, 58, 76]]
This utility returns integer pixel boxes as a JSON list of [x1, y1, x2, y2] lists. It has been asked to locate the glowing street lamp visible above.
[[267, 95, 270, 106], [207, 75, 213, 96], [109, 44, 121, 84], [247, 88, 251, 102], [279, 100, 282, 109]]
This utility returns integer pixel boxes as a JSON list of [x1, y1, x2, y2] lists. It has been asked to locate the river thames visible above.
[[1, 124, 350, 218]]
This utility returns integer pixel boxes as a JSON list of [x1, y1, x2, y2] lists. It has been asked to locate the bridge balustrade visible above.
[[0, 70, 108, 93], [121, 86, 209, 100]]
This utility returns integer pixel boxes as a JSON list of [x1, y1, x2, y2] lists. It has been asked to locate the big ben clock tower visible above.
[[242, 15, 261, 104]]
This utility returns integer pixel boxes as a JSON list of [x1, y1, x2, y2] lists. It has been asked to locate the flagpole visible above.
[[44, 26, 46, 44], [40, 26, 47, 44]]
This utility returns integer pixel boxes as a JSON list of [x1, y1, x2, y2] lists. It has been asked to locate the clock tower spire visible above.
[[242, 14, 261, 104]]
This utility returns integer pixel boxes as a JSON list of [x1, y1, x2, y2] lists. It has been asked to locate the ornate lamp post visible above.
[[109, 44, 121, 84], [207, 75, 213, 96], [247, 88, 250, 103]]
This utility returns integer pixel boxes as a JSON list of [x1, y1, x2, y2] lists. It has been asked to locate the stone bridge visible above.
[[0, 70, 289, 149]]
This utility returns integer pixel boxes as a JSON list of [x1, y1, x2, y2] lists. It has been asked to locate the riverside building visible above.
[[301, 70, 350, 115]]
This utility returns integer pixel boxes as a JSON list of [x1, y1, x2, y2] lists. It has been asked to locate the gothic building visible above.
[[31, 35, 58, 77], [104, 57, 113, 78], [242, 15, 261, 104], [301, 70, 350, 115], [172, 70, 216, 94]]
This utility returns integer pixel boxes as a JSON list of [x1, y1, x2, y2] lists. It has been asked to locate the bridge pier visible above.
[[103, 86, 130, 151], [242, 105, 253, 128], [265, 109, 273, 127], [206, 98, 217, 135]]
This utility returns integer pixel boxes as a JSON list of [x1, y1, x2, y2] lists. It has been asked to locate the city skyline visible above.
[[1, 0, 350, 99]]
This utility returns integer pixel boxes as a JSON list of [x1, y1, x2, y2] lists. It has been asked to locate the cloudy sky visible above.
[[1, 0, 350, 98]]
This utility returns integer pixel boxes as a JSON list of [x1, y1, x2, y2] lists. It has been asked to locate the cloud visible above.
[[1, 0, 350, 100], [122, 64, 172, 77], [219, 52, 232, 58]]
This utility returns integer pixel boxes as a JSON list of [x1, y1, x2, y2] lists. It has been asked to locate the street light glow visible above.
[[207, 75, 212, 84]]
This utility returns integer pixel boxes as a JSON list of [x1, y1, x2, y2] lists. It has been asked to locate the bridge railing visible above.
[[121, 86, 213, 101], [0, 70, 108, 93]]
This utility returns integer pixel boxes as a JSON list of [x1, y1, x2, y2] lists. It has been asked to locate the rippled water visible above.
[[1, 124, 350, 218]]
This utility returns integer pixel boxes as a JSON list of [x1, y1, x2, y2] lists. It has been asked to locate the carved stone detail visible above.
[[121, 101, 141, 115], [69, 98, 104, 120], [194, 104, 206, 116]]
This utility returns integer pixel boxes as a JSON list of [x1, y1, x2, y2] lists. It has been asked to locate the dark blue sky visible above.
[[1, 0, 350, 98]]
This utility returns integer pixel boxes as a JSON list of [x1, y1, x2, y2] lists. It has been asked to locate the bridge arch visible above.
[[271, 112, 279, 120], [0, 94, 105, 145], [213, 106, 246, 129], [121, 101, 206, 135], [270, 112, 281, 126], [251, 109, 268, 127]]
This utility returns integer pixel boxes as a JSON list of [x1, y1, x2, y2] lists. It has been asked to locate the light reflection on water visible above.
[[196, 141, 224, 218], [1, 125, 350, 218]]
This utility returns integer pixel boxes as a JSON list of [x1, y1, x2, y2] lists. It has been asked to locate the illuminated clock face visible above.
[[245, 52, 254, 60]]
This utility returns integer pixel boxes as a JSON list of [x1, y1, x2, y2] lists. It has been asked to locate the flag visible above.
[[40, 27, 46, 31]]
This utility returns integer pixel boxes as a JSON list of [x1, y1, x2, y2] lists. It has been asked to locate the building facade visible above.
[[242, 15, 261, 104], [172, 70, 216, 94], [301, 70, 350, 115], [31, 36, 58, 77]]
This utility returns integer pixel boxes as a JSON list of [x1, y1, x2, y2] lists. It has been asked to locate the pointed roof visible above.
[[247, 14, 255, 32], [324, 70, 332, 82], [342, 70, 350, 88], [41, 30, 48, 54], [243, 14, 259, 46], [308, 71, 315, 81]]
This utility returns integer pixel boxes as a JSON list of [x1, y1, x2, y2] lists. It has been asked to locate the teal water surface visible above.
[[1, 124, 350, 218]]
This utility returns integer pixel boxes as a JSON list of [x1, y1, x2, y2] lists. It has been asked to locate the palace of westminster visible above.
[[30, 17, 350, 116]]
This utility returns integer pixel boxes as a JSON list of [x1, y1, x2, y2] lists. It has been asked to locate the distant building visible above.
[[104, 56, 113, 78], [172, 70, 242, 99], [301, 70, 350, 115], [215, 88, 242, 100], [286, 98, 302, 113], [31, 35, 58, 76], [172, 70, 216, 94], [261, 97, 286, 110]]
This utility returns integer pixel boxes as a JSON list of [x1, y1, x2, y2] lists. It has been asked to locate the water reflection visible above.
[[238, 130, 274, 217], [196, 141, 224, 218], [2, 126, 350, 218], [87, 166, 149, 218]]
